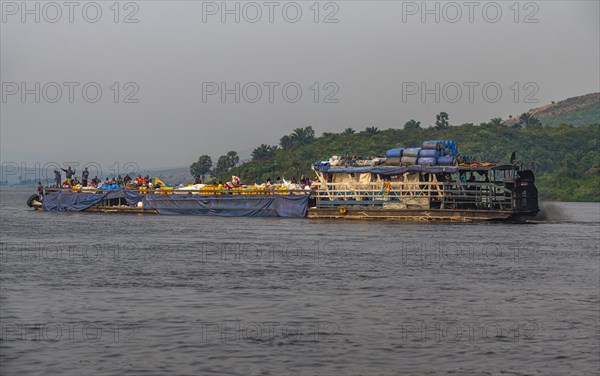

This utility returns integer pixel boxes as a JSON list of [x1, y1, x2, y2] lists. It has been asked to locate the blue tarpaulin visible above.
[[42, 190, 144, 212], [41, 190, 309, 217], [143, 194, 309, 217]]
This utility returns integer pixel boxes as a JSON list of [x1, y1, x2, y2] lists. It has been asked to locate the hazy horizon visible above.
[[2, 1, 599, 169]]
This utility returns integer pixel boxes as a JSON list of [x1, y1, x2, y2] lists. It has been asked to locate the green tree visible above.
[[435, 112, 449, 129], [529, 116, 542, 128], [364, 126, 381, 135], [519, 112, 542, 128], [189, 155, 213, 179], [212, 151, 239, 179], [404, 119, 421, 130], [252, 144, 277, 161], [342, 127, 355, 134], [280, 135, 293, 150], [290, 126, 316, 146], [225, 151, 239, 168], [489, 118, 504, 127]]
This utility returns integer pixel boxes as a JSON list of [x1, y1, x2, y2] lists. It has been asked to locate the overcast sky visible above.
[[1, 0, 599, 169]]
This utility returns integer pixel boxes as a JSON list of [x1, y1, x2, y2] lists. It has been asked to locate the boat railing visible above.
[[312, 181, 514, 210], [42, 187, 311, 196]]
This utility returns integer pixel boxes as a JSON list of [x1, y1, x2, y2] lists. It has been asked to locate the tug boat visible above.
[[307, 141, 539, 221], [307, 164, 539, 221]]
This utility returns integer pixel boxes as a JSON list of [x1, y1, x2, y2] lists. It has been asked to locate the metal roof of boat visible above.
[[314, 164, 512, 175]]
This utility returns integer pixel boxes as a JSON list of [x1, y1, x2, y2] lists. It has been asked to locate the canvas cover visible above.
[[42, 191, 309, 217], [42, 190, 144, 212], [143, 194, 309, 217]]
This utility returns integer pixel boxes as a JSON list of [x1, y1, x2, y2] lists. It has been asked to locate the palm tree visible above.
[[364, 126, 380, 135], [251, 144, 277, 161], [528, 116, 542, 128], [519, 113, 532, 128], [342, 127, 355, 134], [519, 113, 542, 128], [290, 126, 316, 146], [280, 135, 293, 149], [489, 118, 503, 127]]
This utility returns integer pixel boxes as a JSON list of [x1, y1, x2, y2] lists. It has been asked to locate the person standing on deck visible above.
[[61, 166, 75, 186], [37, 182, 44, 200], [53, 170, 61, 188], [81, 167, 89, 187]]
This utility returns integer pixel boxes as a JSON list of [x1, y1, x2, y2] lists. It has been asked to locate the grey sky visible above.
[[1, 1, 599, 168]]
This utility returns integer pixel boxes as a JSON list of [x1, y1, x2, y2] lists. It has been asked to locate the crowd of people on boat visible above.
[[192, 175, 314, 191], [51, 166, 158, 189], [48, 166, 314, 192]]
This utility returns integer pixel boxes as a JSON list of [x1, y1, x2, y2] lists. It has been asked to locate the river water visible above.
[[0, 188, 598, 375]]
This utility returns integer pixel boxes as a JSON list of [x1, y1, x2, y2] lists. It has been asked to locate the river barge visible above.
[[27, 140, 539, 221]]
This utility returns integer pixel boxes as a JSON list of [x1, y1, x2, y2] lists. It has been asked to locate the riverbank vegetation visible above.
[[194, 119, 599, 202]]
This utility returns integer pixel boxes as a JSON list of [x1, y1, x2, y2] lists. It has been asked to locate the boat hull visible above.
[[307, 207, 538, 222]]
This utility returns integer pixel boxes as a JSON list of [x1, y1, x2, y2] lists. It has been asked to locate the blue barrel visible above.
[[384, 157, 401, 166], [386, 148, 403, 158], [418, 157, 437, 166], [422, 140, 442, 150], [403, 148, 422, 157], [401, 156, 418, 165], [419, 149, 439, 158], [437, 156, 454, 165]]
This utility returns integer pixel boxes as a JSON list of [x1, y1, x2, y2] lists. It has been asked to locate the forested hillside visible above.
[[192, 120, 599, 202]]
